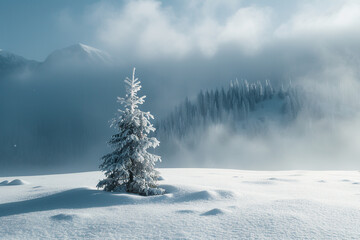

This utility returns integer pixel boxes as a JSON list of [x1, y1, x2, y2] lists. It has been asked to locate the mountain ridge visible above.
[[0, 49, 39, 74], [0, 43, 111, 74], [43, 43, 111, 66]]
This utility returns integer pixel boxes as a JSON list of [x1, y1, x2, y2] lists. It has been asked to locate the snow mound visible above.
[[1, 169, 360, 239], [175, 190, 216, 202], [0, 185, 236, 217], [0, 180, 9, 186], [0, 179, 27, 186], [201, 208, 226, 216], [173, 189, 236, 203], [8, 179, 27, 185], [159, 184, 180, 194], [0, 188, 141, 217], [215, 189, 236, 198]]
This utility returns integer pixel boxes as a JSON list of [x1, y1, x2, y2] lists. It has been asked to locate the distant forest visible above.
[[156, 79, 303, 140]]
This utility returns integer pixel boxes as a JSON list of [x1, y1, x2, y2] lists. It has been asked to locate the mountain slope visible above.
[[42, 43, 111, 68], [0, 43, 111, 75], [0, 49, 39, 75]]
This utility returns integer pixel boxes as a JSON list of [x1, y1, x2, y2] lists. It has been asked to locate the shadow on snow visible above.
[[0, 188, 157, 217], [0, 184, 235, 217]]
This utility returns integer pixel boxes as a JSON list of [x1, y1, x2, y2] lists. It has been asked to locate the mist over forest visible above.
[[1, 0, 360, 175]]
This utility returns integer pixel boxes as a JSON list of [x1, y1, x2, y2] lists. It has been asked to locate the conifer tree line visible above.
[[156, 79, 302, 139]]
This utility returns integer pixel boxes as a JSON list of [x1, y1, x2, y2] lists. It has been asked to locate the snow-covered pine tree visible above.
[[97, 68, 165, 196]]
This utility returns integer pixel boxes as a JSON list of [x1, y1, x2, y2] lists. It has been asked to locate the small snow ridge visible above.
[[267, 177, 297, 182], [176, 210, 196, 214], [158, 176, 165, 181], [0, 180, 9, 186], [159, 184, 180, 194], [175, 190, 215, 202], [8, 179, 27, 185], [201, 208, 226, 216], [51, 214, 75, 221], [268, 177, 278, 181], [215, 190, 236, 198], [157, 185, 236, 203], [174, 189, 236, 202], [0, 179, 27, 186]]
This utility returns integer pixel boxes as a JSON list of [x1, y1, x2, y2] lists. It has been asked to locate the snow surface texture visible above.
[[0, 169, 359, 239]]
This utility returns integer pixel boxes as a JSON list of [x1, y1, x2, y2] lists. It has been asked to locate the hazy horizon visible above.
[[1, 0, 360, 175]]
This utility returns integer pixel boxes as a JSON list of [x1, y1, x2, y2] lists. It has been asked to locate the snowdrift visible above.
[[0, 169, 359, 239]]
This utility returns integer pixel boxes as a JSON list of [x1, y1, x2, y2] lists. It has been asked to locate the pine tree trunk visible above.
[[129, 171, 134, 183]]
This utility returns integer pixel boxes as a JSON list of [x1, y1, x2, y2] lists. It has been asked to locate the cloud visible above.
[[275, 1, 360, 40], [85, 0, 360, 61], [90, 0, 272, 59], [164, 113, 360, 170], [194, 6, 272, 56], [218, 7, 272, 53], [84, 0, 360, 120], [94, 1, 191, 59]]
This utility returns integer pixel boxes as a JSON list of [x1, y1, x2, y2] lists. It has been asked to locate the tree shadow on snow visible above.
[[0, 184, 228, 217], [0, 188, 165, 217]]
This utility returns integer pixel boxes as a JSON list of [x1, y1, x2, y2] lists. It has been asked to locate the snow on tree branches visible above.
[[97, 68, 164, 196]]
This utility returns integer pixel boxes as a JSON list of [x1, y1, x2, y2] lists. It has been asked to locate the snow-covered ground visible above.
[[0, 169, 359, 239]]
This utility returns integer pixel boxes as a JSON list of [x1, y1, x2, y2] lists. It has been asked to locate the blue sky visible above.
[[0, 0, 99, 60]]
